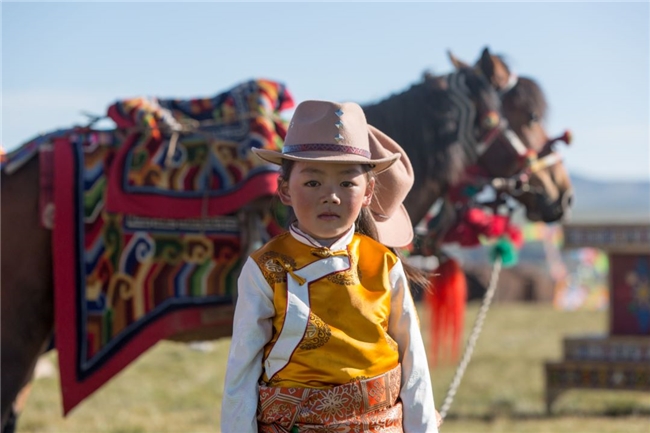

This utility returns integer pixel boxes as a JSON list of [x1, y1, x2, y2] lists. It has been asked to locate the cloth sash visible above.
[[257, 365, 403, 433]]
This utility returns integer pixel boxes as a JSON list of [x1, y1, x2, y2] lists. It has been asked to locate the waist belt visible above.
[[258, 364, 402, 433]]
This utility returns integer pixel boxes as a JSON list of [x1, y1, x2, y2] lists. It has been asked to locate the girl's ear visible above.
[[278, 178, 292, 206], [362, 177, 375, 207]]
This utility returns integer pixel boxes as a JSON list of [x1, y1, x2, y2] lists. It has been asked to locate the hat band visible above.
[[283, 143, 371, 159]]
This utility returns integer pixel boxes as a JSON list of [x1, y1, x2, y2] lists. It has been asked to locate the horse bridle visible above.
[[414, 70, 572, 253], [448, 69, 571, 199], [488, 131, 571, 197]]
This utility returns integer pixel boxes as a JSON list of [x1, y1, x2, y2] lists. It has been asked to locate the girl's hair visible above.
[[277, 159, 431, 291]]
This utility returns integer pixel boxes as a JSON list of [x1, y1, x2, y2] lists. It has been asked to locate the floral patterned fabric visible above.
[[257, 365, 403, 433]]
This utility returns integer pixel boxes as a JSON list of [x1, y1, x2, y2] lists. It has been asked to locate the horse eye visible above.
[[529, 112, 540, 123]]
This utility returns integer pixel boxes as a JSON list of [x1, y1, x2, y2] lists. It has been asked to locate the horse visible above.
[[364, 47, 573, 365], [0, 47, 572, 431], [364, 48, 572, 255]]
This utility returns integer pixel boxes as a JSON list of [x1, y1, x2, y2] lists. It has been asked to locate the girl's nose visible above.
[[322, 192, 341, 204]]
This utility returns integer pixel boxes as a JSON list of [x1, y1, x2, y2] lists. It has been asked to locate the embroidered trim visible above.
[[257, 251, 295, 285], [258, 365, 403, 432], [299, 312, 331, 350], [326, 251, 359, 286]]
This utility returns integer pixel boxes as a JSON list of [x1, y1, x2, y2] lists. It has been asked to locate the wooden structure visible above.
[[545, 222, 650, 412]]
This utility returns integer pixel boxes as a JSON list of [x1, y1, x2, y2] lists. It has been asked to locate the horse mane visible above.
[[362, 75, 470, 189]]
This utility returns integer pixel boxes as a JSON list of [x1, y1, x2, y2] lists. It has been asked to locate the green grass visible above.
[[16, 303, 650, 433]]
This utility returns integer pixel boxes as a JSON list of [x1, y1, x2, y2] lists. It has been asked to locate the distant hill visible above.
[[568, 174, 650, 224]]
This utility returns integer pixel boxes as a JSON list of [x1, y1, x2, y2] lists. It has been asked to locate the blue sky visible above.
[[3, 1, 649, 181]]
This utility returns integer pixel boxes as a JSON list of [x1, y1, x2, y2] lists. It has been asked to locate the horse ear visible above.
[[476, 47, 511, 91], [476, 47, 495, 79], [447, 50, 469, 70]]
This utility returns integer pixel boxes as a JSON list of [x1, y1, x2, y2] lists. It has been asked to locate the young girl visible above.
[[221, 100, 440, 432]]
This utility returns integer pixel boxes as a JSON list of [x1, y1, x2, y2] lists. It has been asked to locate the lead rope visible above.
[[438, 255, 503, 422]]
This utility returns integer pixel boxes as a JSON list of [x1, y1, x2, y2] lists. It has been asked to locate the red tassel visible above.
[[425, 258, 467, 367]]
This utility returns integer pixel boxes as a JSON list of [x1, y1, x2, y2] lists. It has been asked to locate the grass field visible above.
[[16, 302, 650, 433]]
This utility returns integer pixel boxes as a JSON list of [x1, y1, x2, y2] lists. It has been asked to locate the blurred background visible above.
[[3, 1, 649, 432]]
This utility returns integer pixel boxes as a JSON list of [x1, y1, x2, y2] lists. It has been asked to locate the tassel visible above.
[[273, 258, 307, 286], [489, 236, 519, 268], [425, 257, 467, 367], [282, 262, 306, 286]]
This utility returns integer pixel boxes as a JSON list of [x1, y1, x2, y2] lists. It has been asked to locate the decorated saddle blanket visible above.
[[3, 79, 294, 414]]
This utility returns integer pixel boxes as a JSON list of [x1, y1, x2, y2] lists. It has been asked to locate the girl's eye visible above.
[[304, 180, 319, 187], [341, 181, 355, 188], [529, 112, 539, 124]]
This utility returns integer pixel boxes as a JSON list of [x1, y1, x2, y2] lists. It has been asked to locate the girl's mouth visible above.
[[318, 213, 339, 220]]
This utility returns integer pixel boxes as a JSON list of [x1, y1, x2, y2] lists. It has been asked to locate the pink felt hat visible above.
[[252, 100, 400, 174], [367, 125, 415, 247], [253, 100, 415, 247]]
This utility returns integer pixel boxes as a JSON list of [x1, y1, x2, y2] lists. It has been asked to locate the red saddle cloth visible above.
[[48, 79, 293, 414]]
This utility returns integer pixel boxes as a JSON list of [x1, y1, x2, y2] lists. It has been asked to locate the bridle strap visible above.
[[488, 151, 564, 197], [475, 119, 527, 158], [528, 152, 563, 174], [474, 120, 502, 156], [501, 128, 528, 157]]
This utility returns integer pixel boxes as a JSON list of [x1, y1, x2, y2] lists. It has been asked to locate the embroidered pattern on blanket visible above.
[[107, 79, 293, 197], [35, 79, 295, 414]]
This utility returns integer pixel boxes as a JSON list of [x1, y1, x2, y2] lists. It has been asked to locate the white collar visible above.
[[289, 224, 354, 251]]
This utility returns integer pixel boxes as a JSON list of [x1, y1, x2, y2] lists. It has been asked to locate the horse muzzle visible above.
[[526, 188, 573, 223]]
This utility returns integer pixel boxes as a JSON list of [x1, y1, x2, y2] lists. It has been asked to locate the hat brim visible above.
[[252, 148, 399, 174], [373, 204, 414, 248]]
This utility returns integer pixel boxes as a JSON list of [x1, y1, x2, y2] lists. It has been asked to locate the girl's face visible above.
[[279, 161, 374, 245]]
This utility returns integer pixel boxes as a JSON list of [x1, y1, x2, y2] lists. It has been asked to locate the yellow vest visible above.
[[250, 232, 400, 388]]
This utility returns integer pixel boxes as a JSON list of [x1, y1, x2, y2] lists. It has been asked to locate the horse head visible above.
[[449, 47, 574, 224]]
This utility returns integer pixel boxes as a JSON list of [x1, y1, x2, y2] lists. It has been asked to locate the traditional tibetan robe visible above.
[[222, 225, 438, 433]]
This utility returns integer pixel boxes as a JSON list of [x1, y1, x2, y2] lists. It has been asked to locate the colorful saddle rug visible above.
[[4, 79, 294, 414]]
